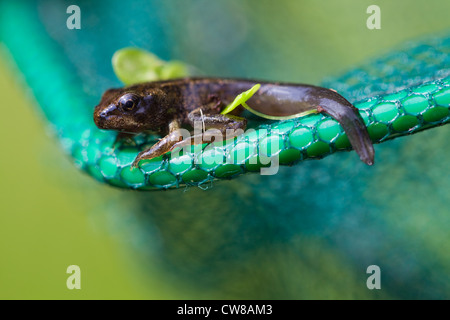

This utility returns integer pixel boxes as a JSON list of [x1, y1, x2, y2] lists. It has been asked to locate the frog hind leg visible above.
[[174, 108, 248, 147]]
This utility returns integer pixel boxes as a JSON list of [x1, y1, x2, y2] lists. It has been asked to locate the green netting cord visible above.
[[85, 78, 450, 190], [2, 4, 450, 191]]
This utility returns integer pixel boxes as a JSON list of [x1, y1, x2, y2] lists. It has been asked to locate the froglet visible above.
[[94, 78, 375, 167]]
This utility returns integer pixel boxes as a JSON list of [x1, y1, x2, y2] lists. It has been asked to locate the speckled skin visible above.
[[94, 78, 374, 166]]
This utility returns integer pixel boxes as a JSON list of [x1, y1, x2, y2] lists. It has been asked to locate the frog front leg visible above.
[[132, 119, 184, 167]]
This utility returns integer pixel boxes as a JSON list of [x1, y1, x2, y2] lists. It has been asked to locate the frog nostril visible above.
[[100, 104, 116, 119], [94, 109, 107, 128]]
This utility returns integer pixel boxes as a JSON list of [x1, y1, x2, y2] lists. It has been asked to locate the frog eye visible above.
[[118, 93, 140, 111]]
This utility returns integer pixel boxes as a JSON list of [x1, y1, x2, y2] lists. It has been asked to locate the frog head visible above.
[[94, 86, 168, 133]]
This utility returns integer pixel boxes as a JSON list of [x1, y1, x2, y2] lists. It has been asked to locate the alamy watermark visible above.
[[66, 265, 81, 289], [366, 265, 381, 290], [366, 5, 381, 30], [66, 5, 81, 30]]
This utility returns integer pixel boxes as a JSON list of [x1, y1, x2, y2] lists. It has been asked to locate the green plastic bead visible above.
[[383, 90, 408, 101], [259, 134, 284, 157], [168, 154, 193, 175], [271, 121, 295, 134], [139, 156, 164, 174], [279, 149, 302, 164], [245, 155, 270, 172], [412, 84, 438, 94], [148, 171, 177, 186], [422, 106, 449, 122], [86, 144, 101, 165], [373, 102, 399, 123], [306, 141, 330, 158], [289, 127, 313, 149], [299, 114, 322, 127], [99, 140, 115, 155], [92, 130, 116, 144], [355, 98, 378, 111], [317, 119, 340, 142], [99, 156, 119, 179], [242, 129, 260, 142], [197, 147, 225, 171], [182, 169, 208, 183], [214, 164, 242, 178], [117, 148, 140, 166], [402, 95, 429, 115], [360, 111, 371, 126], [120, 166, 146, 186], [367, 123, 389, 141], [392, 115, 419, 132], [433, 88, 450, 106], [334, 134, 351, 149], [229, 141, 254, 164]]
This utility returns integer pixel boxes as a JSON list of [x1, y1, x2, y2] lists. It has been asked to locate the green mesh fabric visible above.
[[2, 2, 450, 190], [324, 36, 450, 101]]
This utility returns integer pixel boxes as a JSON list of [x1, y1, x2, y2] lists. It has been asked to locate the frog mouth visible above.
[[94, 111, 144, 133]]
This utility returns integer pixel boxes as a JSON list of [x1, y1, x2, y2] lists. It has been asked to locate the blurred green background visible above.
[[1, 0, 449, 299]]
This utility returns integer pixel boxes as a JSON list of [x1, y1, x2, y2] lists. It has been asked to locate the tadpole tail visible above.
[[341, 112, 375, 166], [319, 97, 375, 166]]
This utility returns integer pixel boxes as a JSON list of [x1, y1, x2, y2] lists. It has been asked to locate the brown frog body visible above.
[[94, 77, 375, 167]]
